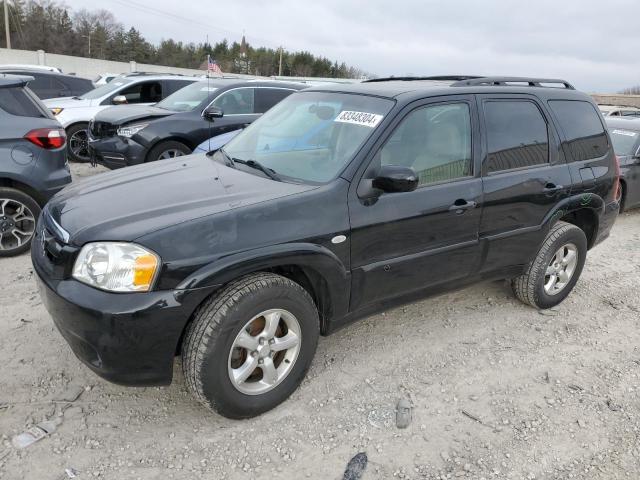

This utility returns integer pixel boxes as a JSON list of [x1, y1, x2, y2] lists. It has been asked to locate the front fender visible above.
[[176, 242, 351, 324]]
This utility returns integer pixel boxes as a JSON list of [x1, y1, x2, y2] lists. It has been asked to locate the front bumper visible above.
[[32, 238, 216, 386], [88, 135, 147, 170]]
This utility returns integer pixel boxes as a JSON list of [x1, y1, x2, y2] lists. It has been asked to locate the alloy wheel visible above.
[[544, 243, 578, 295], [158, 149, 186, 160], [69, 129, 89, 161], [228, 309, 302, 395], [0, 198, 36, 252]]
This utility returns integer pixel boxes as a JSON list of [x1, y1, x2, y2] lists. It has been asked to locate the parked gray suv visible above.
[[0, 74, 71, 256]]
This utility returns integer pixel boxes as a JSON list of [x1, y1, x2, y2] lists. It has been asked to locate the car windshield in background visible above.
[[155, 82, 218, 112], [217, 91, 394, 183], [79, 78, 132, 100], [609, 128, 640, 156]]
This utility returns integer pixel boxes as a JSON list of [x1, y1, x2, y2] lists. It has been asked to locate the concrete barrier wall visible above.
[[0, 48, 259, 80], [592, 94, 640, 108]]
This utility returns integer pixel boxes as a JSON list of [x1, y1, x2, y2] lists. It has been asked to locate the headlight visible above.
[[50, 107, 63, 116], [72, 242, 160, 292], [117, 123, 148, 138]]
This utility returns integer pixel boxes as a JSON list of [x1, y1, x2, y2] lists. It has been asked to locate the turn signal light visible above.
[[24, 128, 67, 150]]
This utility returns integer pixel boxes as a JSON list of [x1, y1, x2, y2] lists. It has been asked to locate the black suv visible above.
[[32, 76, 620, 418], [0, 68, 94, 100], [88, 80, 305, 169]]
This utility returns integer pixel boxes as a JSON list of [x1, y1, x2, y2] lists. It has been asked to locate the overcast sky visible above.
[[62, 0, 639, 92]]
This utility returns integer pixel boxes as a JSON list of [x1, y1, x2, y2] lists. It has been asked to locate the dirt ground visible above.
[[1, 163, 639, 480]]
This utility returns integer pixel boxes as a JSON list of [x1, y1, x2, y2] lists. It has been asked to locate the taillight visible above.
[[24, 128, 66, 150], [613, 154, 621, 202]]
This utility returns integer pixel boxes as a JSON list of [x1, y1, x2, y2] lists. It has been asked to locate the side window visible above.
[[27, 74, 53, 95], [118, 81, 163, 104], [548, 100, 609, 162], [379, 102, 472, 186], [0, 87, 46, 117], [483, 100, 549, 174], [165, 80, 194, 96], [255, 88, 294, 114], [212, 88, 255, 115]]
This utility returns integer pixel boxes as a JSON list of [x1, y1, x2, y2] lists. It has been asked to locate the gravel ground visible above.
[[1, 163, 639, 480]]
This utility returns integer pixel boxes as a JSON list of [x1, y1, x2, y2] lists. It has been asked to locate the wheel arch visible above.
[[0, 176, 45, 206], [173, 244, 351, 355], [544, 193, 604, 249]]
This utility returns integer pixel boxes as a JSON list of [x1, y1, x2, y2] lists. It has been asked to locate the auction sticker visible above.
[[612, 129, 638, 137], [335, 111, 384, 128]]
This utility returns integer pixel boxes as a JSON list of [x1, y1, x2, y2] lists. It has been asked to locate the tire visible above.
[[511, 221, 587, 309], [0, 187, 41, 257], [146, 140, 191, 163], [618, 181, 626, 213], [66, 123, 90, 163], [182, 273, 319, 419]]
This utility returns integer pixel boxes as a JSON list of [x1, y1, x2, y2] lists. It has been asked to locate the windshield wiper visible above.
[[218, 148, 282, 181], [232, 158, 282, 181]]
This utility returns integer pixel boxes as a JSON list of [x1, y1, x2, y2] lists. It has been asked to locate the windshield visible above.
[[610, 128, 640, 156], [217, 91, 394, 183], [156, 82, 218, 112], [79, 78, 132, 100]]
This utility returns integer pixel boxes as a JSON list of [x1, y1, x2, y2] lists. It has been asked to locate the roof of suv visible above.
[[306, 76, 587, 102], [0, 73, 34, 88], [0, 68, 92, 82]]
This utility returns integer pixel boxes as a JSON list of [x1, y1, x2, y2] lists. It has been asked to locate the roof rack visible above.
[[451, 77, 575, 89], [363, 75, 480, 83]]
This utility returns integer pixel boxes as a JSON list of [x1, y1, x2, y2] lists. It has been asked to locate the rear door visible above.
[[477, 95, 573, 272], [546, 100, 615, 203], [348, 96, 483, 309]]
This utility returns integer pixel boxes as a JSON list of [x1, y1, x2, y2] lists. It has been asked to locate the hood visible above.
[[44, 96, 92, 109], [46, 153, 315, 246], [94, 104, 174, 126]]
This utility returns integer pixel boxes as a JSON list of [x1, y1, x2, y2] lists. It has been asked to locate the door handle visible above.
[[543, 183, 563, 193], [449, 199, 477, 214]]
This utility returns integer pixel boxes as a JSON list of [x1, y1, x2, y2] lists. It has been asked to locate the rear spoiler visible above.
[[0, 74, 35, 88]]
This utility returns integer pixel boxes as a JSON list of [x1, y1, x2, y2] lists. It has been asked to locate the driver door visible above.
[[348, 96, 483, 310]]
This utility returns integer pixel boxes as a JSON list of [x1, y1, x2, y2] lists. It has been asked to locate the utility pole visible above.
[[278, 46, 283, 76], [3, 0, 11, 50], [83, 32, 92, 57]]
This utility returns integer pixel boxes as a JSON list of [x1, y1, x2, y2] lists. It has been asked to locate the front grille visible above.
[[90, 120, 118, 139], [33, 213, 78, 280]]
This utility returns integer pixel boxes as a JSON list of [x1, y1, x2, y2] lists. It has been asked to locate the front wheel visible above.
[[66, 123, 90, 163], [182, 273, 319, 418], [147, 141, 191, 163], [512, 221, 587, 309]]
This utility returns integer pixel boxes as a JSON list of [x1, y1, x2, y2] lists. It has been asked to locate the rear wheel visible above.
[[67, 123, 90, 163], [0, 188, 40, 257], [147, 141, 191, 163], [512, 221, 587, 309], [182, 273, 319, 419]]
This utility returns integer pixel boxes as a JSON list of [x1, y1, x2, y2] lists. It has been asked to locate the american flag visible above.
[[207, 55, 223, 75]]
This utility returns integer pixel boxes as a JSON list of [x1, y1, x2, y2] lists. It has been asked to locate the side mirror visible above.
[[112, 95, 127, 105], [372, 165, 419, 193], [203, 105, 224, 121]]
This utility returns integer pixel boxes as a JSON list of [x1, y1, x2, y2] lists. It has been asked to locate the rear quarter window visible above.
[[548, 100, 609, 161], [0, 87, 47, 118]]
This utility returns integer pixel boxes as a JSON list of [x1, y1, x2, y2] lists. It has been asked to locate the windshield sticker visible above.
[[334, 110, 383, 128], [612, 129, 638, 137]]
